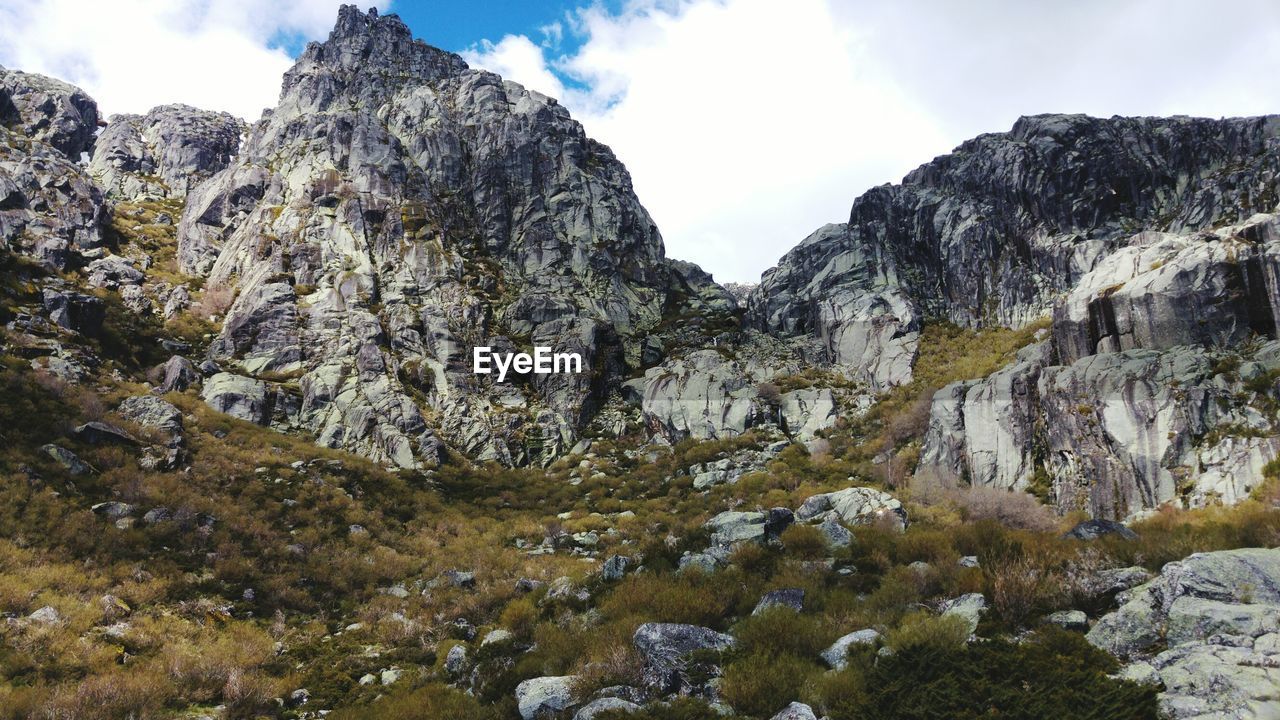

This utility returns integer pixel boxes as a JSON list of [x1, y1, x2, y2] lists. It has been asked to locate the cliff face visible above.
[[5, 5, 1280, 516], [173, 7, 731, 467], [748, 114, 1280, 387]]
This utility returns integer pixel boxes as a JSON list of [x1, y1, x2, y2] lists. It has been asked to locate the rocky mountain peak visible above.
[[281, 5, 469, 114]]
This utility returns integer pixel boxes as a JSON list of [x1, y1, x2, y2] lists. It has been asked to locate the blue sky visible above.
[[3, 0, 1280, 283]]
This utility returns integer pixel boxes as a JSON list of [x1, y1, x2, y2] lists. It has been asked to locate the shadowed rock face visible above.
[[748, 114, 1280, 388], [0, 69, 105, 270], [176, 6, 730, 467], [0, 68, 100, 159], [89, 104, 245, 200]]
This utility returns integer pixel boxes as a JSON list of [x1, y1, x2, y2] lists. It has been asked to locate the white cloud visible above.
[[465, 0, 1280, 284], [0, 0, 388, 121]]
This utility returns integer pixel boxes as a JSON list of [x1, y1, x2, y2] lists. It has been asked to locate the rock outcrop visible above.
[[0, 70, 106, 270], [749, 115, 1280, 391], [89, 104, 244, 200], [1088, 548, 1280, 719], [0, 68, 99, 158], [177, 6, 729, 466]]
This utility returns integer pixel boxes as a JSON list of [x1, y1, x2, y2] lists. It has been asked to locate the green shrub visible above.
[[329, 683, 498, 720], [781, 523, 829, 559], [733, 606, 828, 658], [719, 651, 819, 718], [816, 627, 1157, 720], [883, 611, 969, 653]]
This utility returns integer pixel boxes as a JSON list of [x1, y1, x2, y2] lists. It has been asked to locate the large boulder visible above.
[[626, 350, 764, 442], [796, 486, 906, 530], [820, 629, 881, 670], [769, 703, 819, 720], [1089, 548, 1280, 719], [0, 69, 99, 158], [200, 372, 274, 426], [633, 622, 735, 694], [573, 698, 640, 720], [116, 395, 183, 434], [42, 290, 104, 335], [704, 508, 793, 547], [89, 104, 243, 200], [514, 675, 577, 720]]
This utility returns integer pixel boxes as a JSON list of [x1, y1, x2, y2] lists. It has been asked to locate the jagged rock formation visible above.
[[175, 6, 730, 467], [0, 69, 105, 270], [1088, 548, 1280, 719], [919, 215, 1280, 518], [749, 114, 1280, 387], [0, 67, 99, 158], [89, 104, 244, 200]]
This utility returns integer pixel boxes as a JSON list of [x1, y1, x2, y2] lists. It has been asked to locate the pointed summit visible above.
[[280, 4, 468, 112]]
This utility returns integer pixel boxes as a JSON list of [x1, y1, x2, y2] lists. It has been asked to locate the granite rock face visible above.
[[1088, 548, 1280, 719], [0, 70, 106, 270], [177, 6, 727, 467], [750, 115, 1280, 379], [0, 68, 100, 159], [89, 104, 244, 200]]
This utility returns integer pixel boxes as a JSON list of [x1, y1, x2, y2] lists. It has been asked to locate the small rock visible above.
[[286, 688, 309, 707], [482, 628, 513, 646], [753, 588, 804, 615], [574, 697, 640, 720], [41, 444, 91, 475], [1064, 519, 1138, 541], [28, 606, 61, 624], [601, 555, 630, 581], [1045, 609, 1088, 631], [820, 629, 881, 670], [769, 702, 818, 720], [940, 593, 987, 635], [72, 421, 138, 446], [380, 667, 401, 685], [444, 644, 468, 674]]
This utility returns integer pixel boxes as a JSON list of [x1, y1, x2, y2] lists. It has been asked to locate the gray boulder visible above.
[[940, 593, 987, 636], [42, 290, 105, 335], [201, 373, 273, 426], [515, 675, 578, 720], [117, 395, 183, 434], [820, 628, 881, 670], [1088, 548, 1280, 719], [156, 356, 200, 393], [633, 622, 735, 694], [796, 486, 906, 530], [89, 104, 243, 200], [85, 255, 144, 289], [41, 444, 90, 475], [753, 588, 804, 615], [1064, 519, 1137, 542], [72, 422, 138, 446], [1, 69, 99, 157], [769, 702, 819, 720], [574, 697, 639, 720]]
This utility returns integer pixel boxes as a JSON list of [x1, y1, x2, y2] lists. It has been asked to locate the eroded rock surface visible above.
[[1088, 548, 1280, 719]]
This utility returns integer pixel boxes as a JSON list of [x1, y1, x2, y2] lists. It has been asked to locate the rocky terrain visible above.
[[0, 5, 1279, 720]]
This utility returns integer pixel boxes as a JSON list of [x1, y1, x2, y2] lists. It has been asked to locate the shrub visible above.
[[719, 651, 819, 718], [781, 523, 829, 560], [945, 485, 1059, 532], [883, 611, 969, 653], [329, 683, 498, 720], [734, 606, 828, 658], [818, 627, 1157, 720]]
